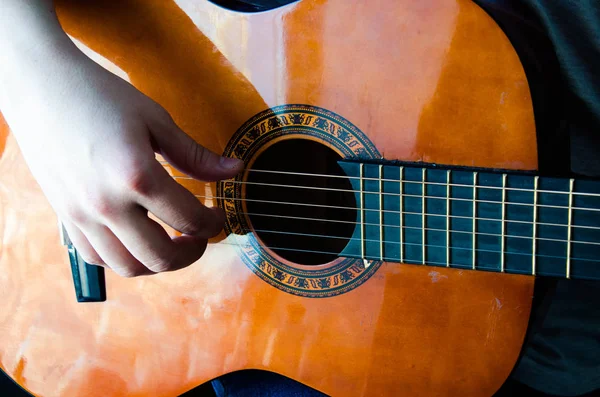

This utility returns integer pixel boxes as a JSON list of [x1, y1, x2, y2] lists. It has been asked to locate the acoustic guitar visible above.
[[1, 0, 598, 396]]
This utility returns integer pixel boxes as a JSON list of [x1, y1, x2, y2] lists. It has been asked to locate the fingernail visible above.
[[220, 156, 243, 170]]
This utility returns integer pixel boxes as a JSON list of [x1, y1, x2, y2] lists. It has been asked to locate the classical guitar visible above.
[[1, 0, 598, 396]]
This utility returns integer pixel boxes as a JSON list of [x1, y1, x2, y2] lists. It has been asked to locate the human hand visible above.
[[1, 39, 243, 277]]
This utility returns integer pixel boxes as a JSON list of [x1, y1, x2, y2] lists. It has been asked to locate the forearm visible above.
[[0, 0, 85, 82], [0, 0, 89, 128], [0, 0, 71, 58]]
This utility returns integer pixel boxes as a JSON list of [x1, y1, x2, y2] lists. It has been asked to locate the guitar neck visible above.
[[338, 161, 600, 281]]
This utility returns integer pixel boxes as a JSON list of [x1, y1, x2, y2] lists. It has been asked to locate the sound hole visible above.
[[246, 139, 356, 265]]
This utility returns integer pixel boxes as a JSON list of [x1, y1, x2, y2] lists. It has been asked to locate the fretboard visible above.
[[338, 161, 600, 280]]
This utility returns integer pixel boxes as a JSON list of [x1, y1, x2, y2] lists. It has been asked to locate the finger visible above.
[[134, 162, 225, 238], [148, 110, 244, 181], [80, 223, 153, 277], [108, 206, 208, 273], [62, 220, 105, 266]]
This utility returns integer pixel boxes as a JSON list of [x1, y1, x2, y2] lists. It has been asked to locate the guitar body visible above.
[[0, 0, 538, 396]]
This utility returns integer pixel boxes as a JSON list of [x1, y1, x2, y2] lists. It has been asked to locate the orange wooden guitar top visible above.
[[0, 0, 536, 396]]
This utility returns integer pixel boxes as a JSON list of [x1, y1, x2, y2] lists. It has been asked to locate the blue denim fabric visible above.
[[211, 371, 327, 397]]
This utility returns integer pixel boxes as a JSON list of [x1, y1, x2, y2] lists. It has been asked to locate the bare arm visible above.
[[0, 0, 243, 277]]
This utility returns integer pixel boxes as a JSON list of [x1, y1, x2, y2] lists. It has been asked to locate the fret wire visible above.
[[446, 170, 451, 268], [566, 179, 574, 279], [168, 166, 599, 198], [360, 164, 365, 260], [501, 174, 507, 273], [472, 172, 478, 270], [399, 167, 404, 263], [532, 176, 539, 276], [422, 168, 426, 265], [206, 194, 599, 231], [379, 165, 384, 261]]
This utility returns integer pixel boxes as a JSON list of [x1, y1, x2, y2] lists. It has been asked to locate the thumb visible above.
[[150, 112, 244, 181]]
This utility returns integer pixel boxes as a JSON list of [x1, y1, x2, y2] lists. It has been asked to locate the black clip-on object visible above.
[[60, 223, 106, 302]]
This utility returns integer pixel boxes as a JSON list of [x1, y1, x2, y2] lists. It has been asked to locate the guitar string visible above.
[[249, 226, 600, 249], [194, 194, 600, 233], [213, 240, 588, 271], [234, 211, 600, 246], [158, 162, 600, 198], [198, 202, 600, 263], [160, 163, 600, 248], [244, 169, 600, 198], [157, 164, 599, 264], [175, 177, 600, 213], [213, 237, 599, 265]]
